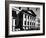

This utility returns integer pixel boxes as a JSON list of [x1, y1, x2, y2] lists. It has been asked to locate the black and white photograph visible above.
[[12, 7, 40, 31], [5, 1, 45, 37]]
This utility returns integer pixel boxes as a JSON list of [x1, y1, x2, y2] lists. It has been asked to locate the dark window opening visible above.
[[25, 21, 26, 25], [12, 10, 17, 17], [28, 21, 29, 25], [34, 23, 35, 25], [30, 22, 31, 25]]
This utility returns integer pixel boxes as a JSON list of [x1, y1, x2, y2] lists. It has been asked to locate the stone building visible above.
[[12, 7, 36, 31]]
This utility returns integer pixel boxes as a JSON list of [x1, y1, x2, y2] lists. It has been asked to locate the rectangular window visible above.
[[25, 21, 26, 25], [28, 21, 29, 25], [30, 22, 31, 25], [34, 23, 35, 25], [12, 10, 17, 17]]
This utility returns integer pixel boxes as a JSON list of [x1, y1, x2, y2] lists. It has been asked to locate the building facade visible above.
[[19, 10, 36, 30], [12, 8, 36, 31]]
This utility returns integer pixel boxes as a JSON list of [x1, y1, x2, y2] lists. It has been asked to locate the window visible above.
[[12, 10, 17, 17], [28, 21, 29, 25], [25, 21, 26, 25], [32, 23, 33, 25], [34, 23, 35, 25], [30, 22, 31, 25]]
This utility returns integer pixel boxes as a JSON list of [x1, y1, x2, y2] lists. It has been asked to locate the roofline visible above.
[[20, 10, 36, 17]]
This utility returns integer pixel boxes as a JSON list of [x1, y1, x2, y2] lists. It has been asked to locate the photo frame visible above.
[[5, 1, 45, 37]]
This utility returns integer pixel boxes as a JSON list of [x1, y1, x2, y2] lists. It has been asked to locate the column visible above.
[[29, 16, 30, 29], [12, 19, 16, 31], [26, 15, 28, 26]]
